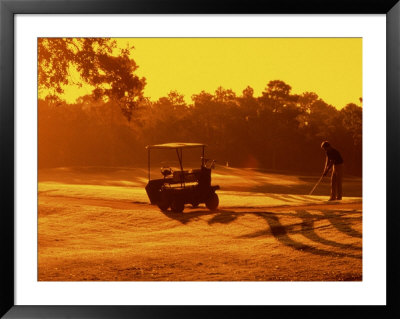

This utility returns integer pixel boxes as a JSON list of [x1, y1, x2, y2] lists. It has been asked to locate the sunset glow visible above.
[[45, 38, 362, 109], [38, 37, 363, 282]]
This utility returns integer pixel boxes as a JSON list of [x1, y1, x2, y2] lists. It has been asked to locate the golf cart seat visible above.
[[173, 170, 197, 183]]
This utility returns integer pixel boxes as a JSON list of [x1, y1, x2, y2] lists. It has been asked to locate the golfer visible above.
[[321, 141, 344, 201]]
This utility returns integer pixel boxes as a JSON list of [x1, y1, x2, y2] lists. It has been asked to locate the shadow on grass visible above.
[[161, 207, 362, 259], [161, 209, 215, 225], [254, 212, 361, 259]]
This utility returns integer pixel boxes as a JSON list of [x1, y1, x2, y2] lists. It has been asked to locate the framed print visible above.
[[1, 0, 399, 318]]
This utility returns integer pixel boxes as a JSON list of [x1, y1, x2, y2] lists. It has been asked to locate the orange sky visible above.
[[45, 38, 362, 109]]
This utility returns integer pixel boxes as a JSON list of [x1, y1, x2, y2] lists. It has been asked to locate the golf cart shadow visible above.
[[160, 207, 243, 226], [160, 206, 221, 224]]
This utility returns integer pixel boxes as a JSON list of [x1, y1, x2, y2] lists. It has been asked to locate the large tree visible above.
[[38, 38, 146, 121]]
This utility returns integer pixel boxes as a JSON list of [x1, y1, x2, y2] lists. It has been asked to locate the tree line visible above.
[[38, 38, 362, 175]]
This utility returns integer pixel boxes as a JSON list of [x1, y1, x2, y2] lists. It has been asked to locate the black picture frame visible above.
[[1, 0, 399, 318]]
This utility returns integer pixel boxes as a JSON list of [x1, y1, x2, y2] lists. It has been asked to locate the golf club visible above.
[[309, 174, 324, 195]]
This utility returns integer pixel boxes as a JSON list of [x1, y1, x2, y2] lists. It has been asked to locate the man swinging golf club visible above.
[[321, 141, 344, 201]]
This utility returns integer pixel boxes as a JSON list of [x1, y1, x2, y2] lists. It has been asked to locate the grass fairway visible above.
[[38, 166, 362, 281]]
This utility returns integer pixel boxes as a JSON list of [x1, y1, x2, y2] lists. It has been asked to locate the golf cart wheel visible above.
[[157, 192, 170, 211], [171, 199, 184, 213], [205, 193, 219, 211]]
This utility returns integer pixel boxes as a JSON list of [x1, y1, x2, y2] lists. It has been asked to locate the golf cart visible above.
[[145, 143, 220, 213]]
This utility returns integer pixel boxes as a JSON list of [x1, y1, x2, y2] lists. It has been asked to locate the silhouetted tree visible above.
[[38, 79, 362, 176], [38, 38, 146, 122]]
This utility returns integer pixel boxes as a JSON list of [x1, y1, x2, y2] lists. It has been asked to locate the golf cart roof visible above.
[[146, 142, 206, 150]]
